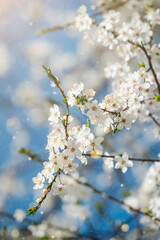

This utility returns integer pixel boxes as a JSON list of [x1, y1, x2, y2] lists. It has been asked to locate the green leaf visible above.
[[155, 95, 160, 102], [145, 4, 153, 11], [26, 207, 37, 216], [62, 119, 66, 126], [112, 124, 120, 135], [119, 153, 123, 157], [143, 206, 152, 215], [85, 119, 91, 128], [76, 95, 87, 105], [39, 237, 49, 240], [139, 62, 146, 68], [0, 225, 7, 240], [18, 147, 32, 155], [121, 189, 131, 198], [42, 65, 51, 75], [95, 202, 103, 212], [75, 200, 82, 205]]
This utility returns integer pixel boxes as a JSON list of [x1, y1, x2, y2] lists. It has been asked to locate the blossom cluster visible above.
[[32, 1, 160, 216], [123, 161, 160, 228], [32, 75, 137, 196], [104, 152, 133, 173], [74, 4, 160, 138], [32, 96, 105, 192]]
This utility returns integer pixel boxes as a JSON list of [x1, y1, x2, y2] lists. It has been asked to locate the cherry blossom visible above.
[[115, 153, 133, 173]]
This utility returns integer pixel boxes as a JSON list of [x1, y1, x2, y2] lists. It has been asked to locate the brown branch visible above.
[[74, 178, 160, 222], [91, 0, 128, 17], [0, 211, 36, 225], [101, 108, 120, 115], [42, 65, 69, 140], [0, 211, 97, 240], [137, 44, 160, 94], [19, 148, 160, 165], [149, 112, 160, 127], [37, 0, 128, 36], [37, 22, 74, 35], [47, 223, 98, 240], [27, 169, 61, 216], [35, 169, 61, 210], [83, 153, 160, 162]]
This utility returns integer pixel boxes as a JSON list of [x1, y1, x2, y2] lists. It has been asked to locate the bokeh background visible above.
[[0, 0, 160, 239]]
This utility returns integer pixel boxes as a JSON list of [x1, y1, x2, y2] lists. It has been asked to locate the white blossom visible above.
[[145, 9, 160, 25], [53, 184, 68, 197], [75, 6, 93, 32], [115, 153, 133, 173], [14, 209, 26, 222], [149, 196, 160, 218], [32, 173, 45, 189], [48, 104, 60, 124]]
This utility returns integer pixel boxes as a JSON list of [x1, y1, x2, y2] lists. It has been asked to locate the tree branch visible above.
[[26, 169, 61, 216], [149, 112, 160, 127], [83, 153, 160, 162], [42, 65, 69, 140], [137, 44, 160, 94], [74, 178, 160, 222], [0, 211, 98, 240]]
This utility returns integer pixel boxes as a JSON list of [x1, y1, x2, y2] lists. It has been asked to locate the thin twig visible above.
[[0, 211, 36, 225], [74, 178, 160, 222], [83, 153, 160, 162], [27, 66, 71, 216], [42, 65, 69, 139], [149, 112, 160, 127], [26, 169, 61, 216], [19, 148, 160, 163], [137, 43, 160, 94], [0, 211, 97, 240], [37, 0, 128, 36]]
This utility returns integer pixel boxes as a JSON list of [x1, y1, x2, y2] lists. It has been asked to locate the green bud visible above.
[[62, 119, 66, 126], [143, 206, 152, 215], [139, 62, 146, 68], [87, 119, 90, 128], [39, 236, 49, 240], [145, 5, 153, 11], [26, 206, 37, 216], [121, 189, 131, 198], [95, 202, 103, 212], [113, 124, 120, 135], [155, 95, 160, 102], [75, 200, 82, 205]]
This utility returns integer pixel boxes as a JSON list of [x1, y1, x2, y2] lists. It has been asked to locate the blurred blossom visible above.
[[0, 172, 26, 209], [28, 223, 48, 237], [12, 81, 49, 125], [0, 43, 11, 76], [63, 203, 90, 221], [96, 171, 112, 188], [14, 209, 26, 222], [7, 117, 30, 146], [26, 40, 54, 64], [49, 51, 77, 73]]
